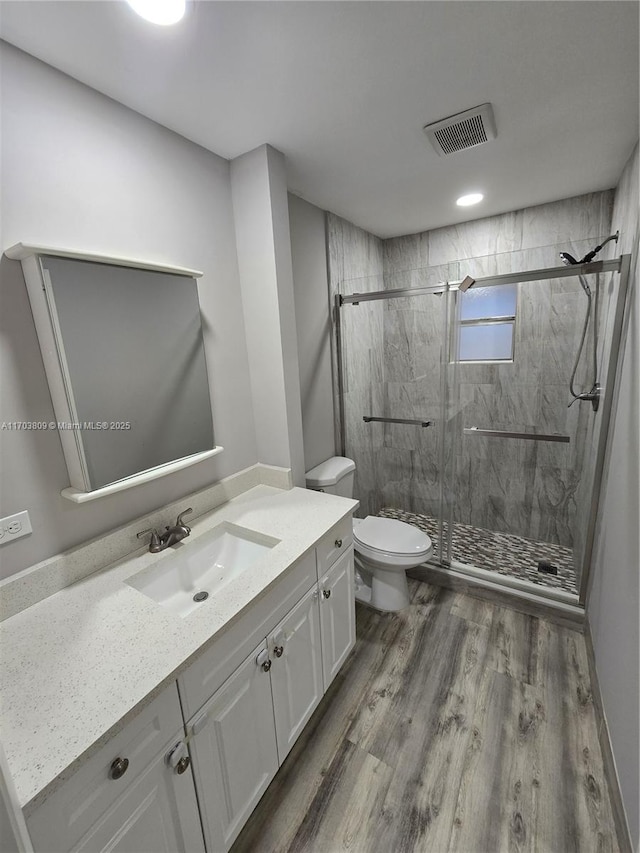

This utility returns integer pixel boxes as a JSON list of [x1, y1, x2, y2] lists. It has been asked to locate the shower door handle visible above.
[[463, 427, 570, 443], [363, 416, 432, 428]]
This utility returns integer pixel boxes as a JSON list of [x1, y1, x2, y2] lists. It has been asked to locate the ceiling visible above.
[[0, 1, 638, 238]]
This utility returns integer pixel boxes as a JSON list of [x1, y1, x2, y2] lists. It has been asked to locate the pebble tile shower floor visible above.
[[377, 508, 578, 595]]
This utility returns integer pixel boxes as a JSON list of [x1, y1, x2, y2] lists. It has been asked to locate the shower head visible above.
[[560, 232, 620, 268]]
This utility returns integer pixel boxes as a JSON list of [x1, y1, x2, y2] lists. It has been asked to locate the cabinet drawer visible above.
[[27, 684, 184, 853], [178, 549, 316, 720], [315, 515, 352, 579]]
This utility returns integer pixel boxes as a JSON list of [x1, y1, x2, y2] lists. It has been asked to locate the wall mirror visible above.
[[6, 245, 222, 502]]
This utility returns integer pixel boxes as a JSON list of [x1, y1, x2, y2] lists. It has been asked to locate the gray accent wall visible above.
[[0, 45, 256, 578], [588, 143, 639, 848], [1, 47, 300, 579]]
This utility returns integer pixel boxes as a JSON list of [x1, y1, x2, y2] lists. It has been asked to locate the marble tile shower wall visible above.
[[326, 212, 385, 516], [329, 192, 616, 582]]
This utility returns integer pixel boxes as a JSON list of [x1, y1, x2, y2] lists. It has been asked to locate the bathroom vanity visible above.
[[0, 485, 357, 853]]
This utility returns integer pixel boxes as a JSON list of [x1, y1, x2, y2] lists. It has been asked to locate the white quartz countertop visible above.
[[0, 486, 357, 811]]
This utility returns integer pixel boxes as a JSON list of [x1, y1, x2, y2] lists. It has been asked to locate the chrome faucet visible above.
[[137, 508, 193, 553]]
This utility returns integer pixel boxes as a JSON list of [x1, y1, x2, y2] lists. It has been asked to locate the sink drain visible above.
[[193, 591, 209, 603]]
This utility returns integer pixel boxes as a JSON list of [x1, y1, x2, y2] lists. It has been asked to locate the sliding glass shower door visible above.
[[445, 263, 627, 601]]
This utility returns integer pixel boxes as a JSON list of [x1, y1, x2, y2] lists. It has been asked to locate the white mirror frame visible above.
[[4, 243, 223, 503]]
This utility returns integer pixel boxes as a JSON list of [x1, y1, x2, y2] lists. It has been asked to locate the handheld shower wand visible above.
[[559, 231, 619, 411]]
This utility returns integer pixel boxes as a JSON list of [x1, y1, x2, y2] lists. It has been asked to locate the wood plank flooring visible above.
[[231, 580, 620, 853]]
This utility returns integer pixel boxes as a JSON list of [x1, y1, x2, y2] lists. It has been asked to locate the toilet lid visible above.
[[353, 516, 432, 557]]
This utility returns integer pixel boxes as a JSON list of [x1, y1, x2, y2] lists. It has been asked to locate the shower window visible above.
[[455, 283, 517, 362]]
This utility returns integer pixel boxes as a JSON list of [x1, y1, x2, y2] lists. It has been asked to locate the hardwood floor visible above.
[[231, 580, 620, 853]]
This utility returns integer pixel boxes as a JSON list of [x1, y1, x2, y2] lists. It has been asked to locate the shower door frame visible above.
[[335, 283, 451, 563], [336, 253, 631, 609]]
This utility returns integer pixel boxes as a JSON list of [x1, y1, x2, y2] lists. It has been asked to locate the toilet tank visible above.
[[305, 456, 355, 498]]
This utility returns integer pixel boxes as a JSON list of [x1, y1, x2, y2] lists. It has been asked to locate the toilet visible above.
[[305, 457, 432, 612]]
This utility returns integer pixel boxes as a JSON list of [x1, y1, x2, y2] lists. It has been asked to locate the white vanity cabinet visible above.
[[23, 512, 356, 853], [26, 685, 204, 853]]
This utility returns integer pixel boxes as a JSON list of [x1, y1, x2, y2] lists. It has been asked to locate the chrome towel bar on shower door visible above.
[[464, 427, 570, 443], [363, 416, 432, 427]]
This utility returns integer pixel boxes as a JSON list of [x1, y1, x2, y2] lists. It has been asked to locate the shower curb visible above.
[[408, 563, 585, 632]]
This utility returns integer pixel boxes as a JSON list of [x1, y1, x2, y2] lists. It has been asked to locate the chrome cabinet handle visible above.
[[335, 538, 343, 548], [166, 741, 190, 774], [175, 756, 190, 775], [256, 648, 272, 672], [109, 757, 129, 780], [273, 645, 284, 658], [323, 589, 331, 599]]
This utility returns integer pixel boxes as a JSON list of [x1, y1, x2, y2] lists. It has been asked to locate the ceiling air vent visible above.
[[423, 103, 497, 156]]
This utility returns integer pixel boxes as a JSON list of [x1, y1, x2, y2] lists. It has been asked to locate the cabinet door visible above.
[[71, 736, 204, 853], [319, 547, 356, 690], [187, 641, 279, 853], [269, 585, 324, 763]]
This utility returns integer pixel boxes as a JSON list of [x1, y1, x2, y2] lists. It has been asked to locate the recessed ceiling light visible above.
[[127, 0, 186, 25], [456, 193, 484, 207]]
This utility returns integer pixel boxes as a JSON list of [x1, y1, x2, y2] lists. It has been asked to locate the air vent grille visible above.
[[424, 103, 497, 157], [434, 114, 487, 154]]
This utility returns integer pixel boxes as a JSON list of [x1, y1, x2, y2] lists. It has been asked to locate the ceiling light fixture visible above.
[[456, 193, 484, 207], [127, 0, 186, 26]]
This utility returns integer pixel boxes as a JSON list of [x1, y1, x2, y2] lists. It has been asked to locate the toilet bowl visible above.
[[305, 457, 432, 612], [353, 516, 432, 611]]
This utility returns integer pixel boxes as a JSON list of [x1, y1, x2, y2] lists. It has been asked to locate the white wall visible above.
[[588, 142, 639, 848], [230, 145, 305, 486], [0, 44, 257, 578], [288, 194, 335, 471]]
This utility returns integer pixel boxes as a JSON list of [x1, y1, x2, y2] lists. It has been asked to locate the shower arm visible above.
[[579, 232, 619, 265]]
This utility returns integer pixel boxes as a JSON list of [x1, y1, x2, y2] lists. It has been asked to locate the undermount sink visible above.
[[127, 522, 280, 618]]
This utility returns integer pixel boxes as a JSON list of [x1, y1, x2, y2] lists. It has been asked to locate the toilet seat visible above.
[[353, 516, 432, 563]]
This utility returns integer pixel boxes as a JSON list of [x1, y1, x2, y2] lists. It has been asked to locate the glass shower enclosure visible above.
[[335, 251, 631, 608]]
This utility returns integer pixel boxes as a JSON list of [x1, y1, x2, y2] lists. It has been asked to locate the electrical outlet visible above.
[[0, 510, 32, 545]]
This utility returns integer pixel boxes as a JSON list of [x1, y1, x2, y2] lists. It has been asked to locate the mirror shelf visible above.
[[4, 243, 203, 278], [60, 446, 224, 503]]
